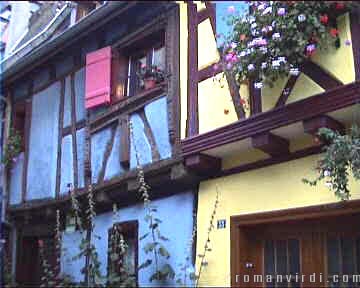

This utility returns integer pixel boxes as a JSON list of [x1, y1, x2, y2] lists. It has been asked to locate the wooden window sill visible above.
[[90, 82, 167, 132]]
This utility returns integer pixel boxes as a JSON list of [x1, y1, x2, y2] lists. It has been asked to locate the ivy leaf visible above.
[[143, 242, 157, 253], [138, 259, 152, 270], [158, 245, 170, 259], [140, 232, 149, 240]]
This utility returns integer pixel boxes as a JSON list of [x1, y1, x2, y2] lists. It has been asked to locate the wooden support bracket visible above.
[[185, 154, 221, 176], [252, 132, 289, 157], [303, 115, 345, 136]]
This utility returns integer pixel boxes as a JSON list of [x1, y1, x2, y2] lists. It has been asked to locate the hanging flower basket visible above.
[[218, 1, 356, 88], [137, 64, 165, 90]]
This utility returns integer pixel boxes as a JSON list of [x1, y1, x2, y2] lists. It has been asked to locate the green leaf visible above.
[[143, 242, 157, 253], [158, 246, 170, 259]]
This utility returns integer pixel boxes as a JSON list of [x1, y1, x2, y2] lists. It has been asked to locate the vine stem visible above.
[[195, 189, 219, 287]]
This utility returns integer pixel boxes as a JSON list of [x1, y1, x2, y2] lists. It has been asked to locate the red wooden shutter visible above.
[[85, 46, 112, 109]]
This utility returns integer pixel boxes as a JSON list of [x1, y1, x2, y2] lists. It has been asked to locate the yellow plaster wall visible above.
[[198, 19, 220, 70], [312, 13, 355, 84], [286, 73, 325, 104], [179, 2, 188, 139], [261, 77, 288, 112], [196, 155, 360, 287], [198, 73, 238, 134]]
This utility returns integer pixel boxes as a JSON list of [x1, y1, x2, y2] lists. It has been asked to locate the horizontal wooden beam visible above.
[[181, 81, 360, 156], [252, 132, 289, 157], [198, 63, 222, 82], [185, 154, 221, 176], [303, 115, 345, 135]]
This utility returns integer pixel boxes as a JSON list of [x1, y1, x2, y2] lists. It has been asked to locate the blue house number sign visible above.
[[217, 219, 226, 229]]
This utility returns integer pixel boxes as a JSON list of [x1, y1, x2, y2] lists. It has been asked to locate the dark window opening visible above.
[[107, 221, 138, 286]]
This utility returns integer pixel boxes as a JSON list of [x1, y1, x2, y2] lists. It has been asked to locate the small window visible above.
[[125, 31, 166, 97], [108, 221, 138, 286], [327, 236, 360, 287], [264, 239, 300, 288]]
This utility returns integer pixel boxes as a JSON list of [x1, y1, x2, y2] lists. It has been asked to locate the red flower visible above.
[[38, 239, 44, 248], [240, 98, 246, 105], [335, 3, 344, 10], [239, 34, 246, 41], [224, 109, 229, 115], [320, 14, 328, 25], [330, 28, 339, 37]]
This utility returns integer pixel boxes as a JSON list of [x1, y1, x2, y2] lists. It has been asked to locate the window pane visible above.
[[288, 239, 300, 274], [342, 238, 354, 274], [265, 240, 275, 275], [153, 47, 165, 71], [327, 238, 340, 274], [276, 240, 287, 275]]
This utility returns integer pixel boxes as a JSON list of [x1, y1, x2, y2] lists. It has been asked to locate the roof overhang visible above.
[[1, 1, 133, 84]]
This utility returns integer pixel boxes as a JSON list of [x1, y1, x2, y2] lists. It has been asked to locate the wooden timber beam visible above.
[[252, 132, 289, 157], [301, 61, 342, 90]]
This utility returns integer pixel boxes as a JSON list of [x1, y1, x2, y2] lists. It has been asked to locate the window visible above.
[[108, 221, 138, 286], [125, 30, 165, 97], [327, 237, 360, 288], [264, 239, 300, 288], [85, 31, 166, 109]]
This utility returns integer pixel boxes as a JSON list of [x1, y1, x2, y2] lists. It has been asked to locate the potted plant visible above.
[[137, 64, 165, 90], [217, 1, 355, 89]]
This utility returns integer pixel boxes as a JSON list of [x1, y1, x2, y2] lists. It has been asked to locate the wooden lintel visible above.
[[303, 115, 345, 136], [95, 190, 111, 204], [252, 132, 289, 157], [185, 154, 221, 175]]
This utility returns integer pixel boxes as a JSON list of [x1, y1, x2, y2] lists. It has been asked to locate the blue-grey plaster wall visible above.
[[130, 114, 152, 169], [55, 55, 74, 78], [63, 76, 72, 128], [60, 135, 73, 196], [76, 128, 86, 188], [26, 82, 60, 200], [9, 152, 25, 205], [104, 125, 124, 181], [144, 96, 172, 159], [33, 67, 50, 92], [91, 127, 112, 183], [61, 230, 86, 283], [61, 191, 194, 286], [74, 68, 86, 122]]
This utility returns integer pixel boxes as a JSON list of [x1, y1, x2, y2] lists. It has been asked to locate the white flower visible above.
[[231, 42, 237, 49], [278, 56, 286, 63], [239, 51, 246, 57], [272, 32, 281, 40], [249, 16, 256, 23], [248, 64, 255, 71], [298, 14, 306, 22], [289, 68, 300, 76], [251, 22, 257, 29], [324, 170, 331, 177], [272, 60, 280, 68], [259, 46, 268, 54], [254, 82, 263, 89], [261, 62, 267, 69], [325, 181, 332, 188], [262, 6, 272, 15], [258, 3, 266, 11]]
